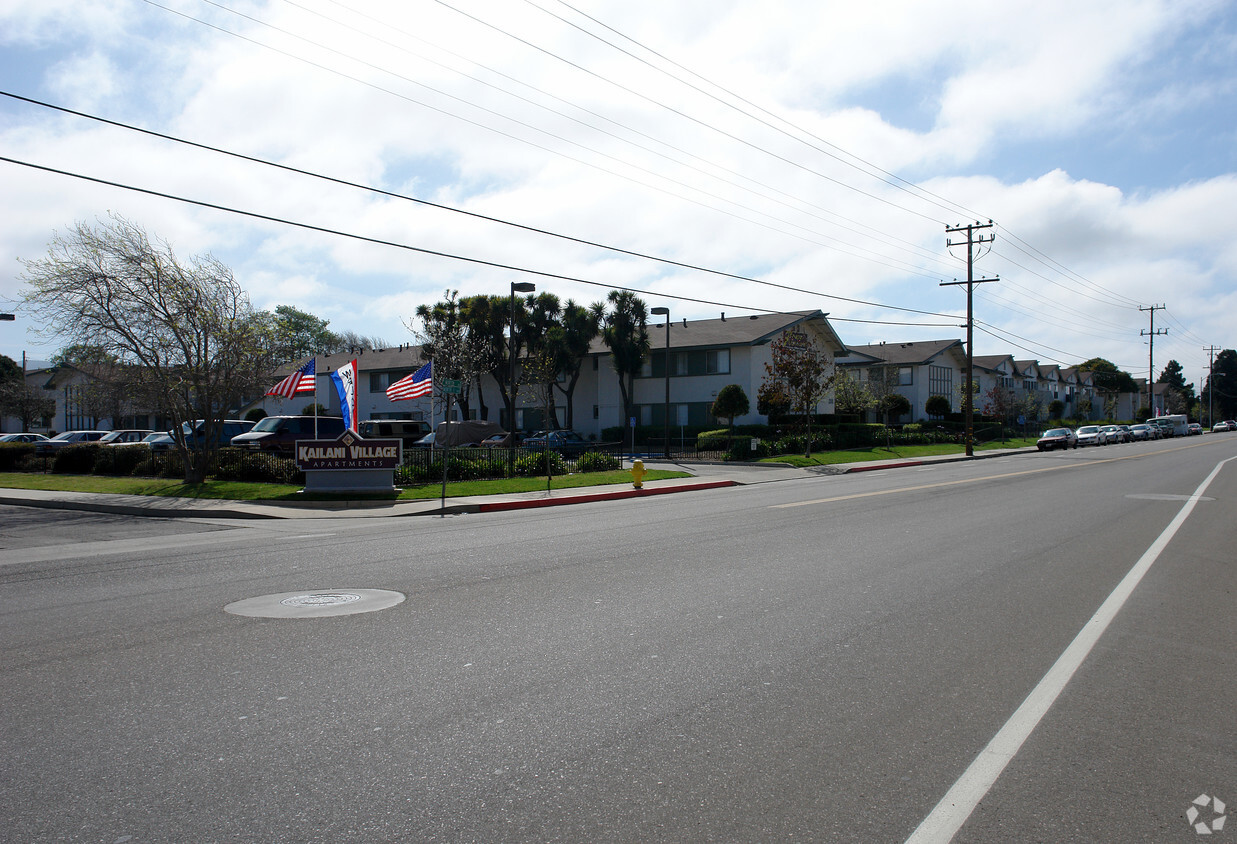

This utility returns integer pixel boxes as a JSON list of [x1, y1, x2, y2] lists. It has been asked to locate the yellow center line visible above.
[[769, 440, 1215, 509]]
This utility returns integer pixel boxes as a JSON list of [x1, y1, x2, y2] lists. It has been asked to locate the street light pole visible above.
[[509, 282, 535, 434], [651, 307, 670, 459]]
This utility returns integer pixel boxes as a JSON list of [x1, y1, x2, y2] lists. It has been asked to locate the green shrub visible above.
[[92, 445, 148, 476], [514, 451, 566, 476], [131, 452, 184, 478], [576, 450, 620, 472], [211, 448, 304, 484], [0, 443, 36, 471], [52, 444, 100, 474], [725, 438, 770, 461]]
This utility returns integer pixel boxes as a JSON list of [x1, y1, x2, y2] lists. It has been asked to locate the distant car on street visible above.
[[1036, 428, 1077, 451], [1100, 424, 1128, 443], [1188, 422, 1203, 435], [1075, 425, 1107, 447], [1129, 424, 1153, 441]]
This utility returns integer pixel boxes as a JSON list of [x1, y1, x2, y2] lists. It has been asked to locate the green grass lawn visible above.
[[762, 438, 1038, 467], [0, 469, 690, 501]]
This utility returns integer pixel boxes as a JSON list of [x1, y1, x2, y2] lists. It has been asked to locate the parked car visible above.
[[481, 432, 523, 447], [412, 420, 507, 449], [1188, 422, 1203, 435], [522, 429, 592, 454], [34, 430, 108, 456], [1129, 424, 1153, 441], [1213, 421, 1232, 432], [1036, 427, 1077, 451], [1075, 425, 1107, 447], [231, 415, 346, 455], [0, 432, 49, 443], [99, 429, 155, 445], [1100, 424, 1128, 443], [148, 419, 256, 453], [358, 419, 431, 449]]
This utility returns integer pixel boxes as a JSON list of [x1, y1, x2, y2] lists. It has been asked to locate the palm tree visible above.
[[549, 300, 604, 430], [601, 290, 650, 428]]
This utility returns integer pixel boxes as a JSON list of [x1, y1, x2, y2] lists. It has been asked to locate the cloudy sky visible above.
[[2, 0, 1235, 387]]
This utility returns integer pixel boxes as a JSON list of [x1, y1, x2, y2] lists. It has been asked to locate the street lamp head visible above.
[[511, 282, 536, 293], [0, 313, 15, 321], [651, 307, 669, 316]]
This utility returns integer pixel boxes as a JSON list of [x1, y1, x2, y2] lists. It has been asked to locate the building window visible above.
[[638, 402, 716, 427], [643, 349, 731, 378], [898, 366, 914, 386], [928, 365, 952, 397]]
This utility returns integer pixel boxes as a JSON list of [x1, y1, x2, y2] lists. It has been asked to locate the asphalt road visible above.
[[1, 436, 1234, 842]]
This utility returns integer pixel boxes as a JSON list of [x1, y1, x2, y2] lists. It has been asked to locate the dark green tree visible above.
[[1202, 349, 1237, 421], [548, 299, 604, 430], [270, 305, 335, 362], [1079, 358, 1138, 393], [925, 394, 951, 418], [881, 392, 912, 423], [711, 384, 750, 434], [1157, 359, 1195, 413], [600, 290, 650, 427]]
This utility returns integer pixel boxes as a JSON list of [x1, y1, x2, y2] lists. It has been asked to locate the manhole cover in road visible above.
[[1125, 494, 1215, 502], [225, 589, 405, 618], [281, 592, 361, 607]]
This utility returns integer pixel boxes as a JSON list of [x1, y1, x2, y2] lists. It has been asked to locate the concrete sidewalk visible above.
[[0, 446, 1036, 520]]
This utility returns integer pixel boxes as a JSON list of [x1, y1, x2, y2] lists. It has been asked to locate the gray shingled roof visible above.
[[838, 338, 963, 365], [587, 310, 846, 354]]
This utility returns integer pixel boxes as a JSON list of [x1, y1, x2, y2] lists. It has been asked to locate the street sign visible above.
[[442, 378, 462, 395]]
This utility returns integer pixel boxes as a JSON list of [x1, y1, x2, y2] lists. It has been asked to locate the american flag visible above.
[[387, 361, 433, 400], [266, 359, 316, 398]]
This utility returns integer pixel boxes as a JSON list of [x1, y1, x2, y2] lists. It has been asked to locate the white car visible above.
[[1075, 425, 1107, 446]]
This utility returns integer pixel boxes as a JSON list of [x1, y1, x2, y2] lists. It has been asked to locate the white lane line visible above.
[[904, 456, 1236, 844]]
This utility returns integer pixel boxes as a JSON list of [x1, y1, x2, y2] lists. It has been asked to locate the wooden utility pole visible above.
[[1140, 304, 1166, 415], [1204, 345, 1220, 426], [943, 221, 999, 456]]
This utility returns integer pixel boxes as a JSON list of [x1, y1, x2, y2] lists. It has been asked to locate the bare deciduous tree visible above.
[[20, 214, 275, 483]]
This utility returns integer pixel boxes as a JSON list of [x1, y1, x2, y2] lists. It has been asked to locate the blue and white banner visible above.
[[331, 359, 358, 432]]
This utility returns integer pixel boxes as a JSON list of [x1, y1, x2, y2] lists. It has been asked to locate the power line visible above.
[[1, 154, 962, 325], [526, 0, 977, 223], [429, 0, 947, 225], [2, 92, 964, 317], [137, 0, 954, 280], [275, 0, 951, 272]]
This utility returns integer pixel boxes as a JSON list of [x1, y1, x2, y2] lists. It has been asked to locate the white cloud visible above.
[[1, 0, 1234, 386]]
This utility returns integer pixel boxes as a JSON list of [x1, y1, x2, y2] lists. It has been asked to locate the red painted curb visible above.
[[477, 480, 735, 512], [846, 461, 922, 473]]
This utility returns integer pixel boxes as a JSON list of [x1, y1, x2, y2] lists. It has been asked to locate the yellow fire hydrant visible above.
[[630, 459, 647, 489]]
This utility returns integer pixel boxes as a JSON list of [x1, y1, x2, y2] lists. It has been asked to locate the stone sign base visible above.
[[301, 468, 398, 495]]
